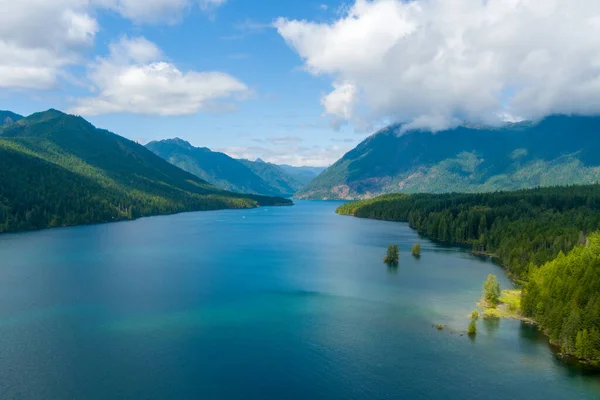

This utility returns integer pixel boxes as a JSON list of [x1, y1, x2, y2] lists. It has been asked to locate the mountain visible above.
[[0, 111, 23, 127], [296, 115, 600, 200], [145, 138, 284, 196], [0, 110, 291, 233], [238, 159, 305, 197], [146, 139, 301, 197], [276, 164, 326, 186]]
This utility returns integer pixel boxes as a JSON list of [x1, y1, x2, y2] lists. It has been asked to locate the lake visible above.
[[0, 201, 598, 399]]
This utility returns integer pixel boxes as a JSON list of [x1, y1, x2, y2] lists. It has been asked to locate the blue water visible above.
[[0, 201, 598, 399]]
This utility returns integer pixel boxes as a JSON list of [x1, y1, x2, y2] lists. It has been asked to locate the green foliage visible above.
[[522, 234, 600, 364], [337, 185, 600, 279], [483, 275, 501, 306], [338, 185, 600, 363], [0, 110, 23, 126], [0, 110, 291, 233], [276, 164, 325, 186], [297, 115, 600, 200], [471, 310, 479, 320], [468, 319, 477, 336], [384, 244, 399, 264], [412, 243, 421, 256], [238, 159, 304, 196]]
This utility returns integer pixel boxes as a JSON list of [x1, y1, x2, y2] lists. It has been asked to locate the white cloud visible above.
[[219, 143, 346, 167], [69, 36, 249, 116], [0, 0, 224, 90], [100, 0, 226, 24], [276, 0, 600, 131], [321, 82, 358, 127], [0, 0, 98, 89], [199, 0, 227, 12], [101, 0, 191, 24]]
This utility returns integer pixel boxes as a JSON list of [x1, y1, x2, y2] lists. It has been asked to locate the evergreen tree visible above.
[[412, 243, 421, 257], [384, 244, 399, 264], [483, 274, 501, 306], [468, 318, 477, 336]]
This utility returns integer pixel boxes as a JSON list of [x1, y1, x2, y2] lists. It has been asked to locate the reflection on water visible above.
[[0, 201, 598, 400], [483, 317, 501, 336]]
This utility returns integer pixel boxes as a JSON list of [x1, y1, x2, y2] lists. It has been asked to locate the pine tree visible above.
[[384, 244, 399, 264], [483, 274, 501, 306]]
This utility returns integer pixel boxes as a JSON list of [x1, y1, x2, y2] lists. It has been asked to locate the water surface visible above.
[[0, 201, 598, 399]]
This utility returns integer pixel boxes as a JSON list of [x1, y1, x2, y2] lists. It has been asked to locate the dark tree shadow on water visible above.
[[483, 317, 500, 336]]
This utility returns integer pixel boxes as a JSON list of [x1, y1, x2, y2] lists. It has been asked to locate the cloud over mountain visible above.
[[276, 0, 600, 130]]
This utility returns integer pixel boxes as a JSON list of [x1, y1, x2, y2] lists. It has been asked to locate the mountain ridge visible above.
[[0, 109, 291, 233], [296, 115, 600, 200], [146, 138, 301, 197], [0, 110, 23, 127]]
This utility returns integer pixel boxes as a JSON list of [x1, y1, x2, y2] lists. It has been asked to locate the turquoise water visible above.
[[0, 201, 598, 399]]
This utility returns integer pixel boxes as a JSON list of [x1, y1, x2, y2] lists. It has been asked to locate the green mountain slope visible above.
[[146, 139, 294, 197], [0, 111, 23, 127], [0, 110, 290, 233], [276, 164, 326, 186], [297, 115, 600, 199], [238, 159, 304, 197]]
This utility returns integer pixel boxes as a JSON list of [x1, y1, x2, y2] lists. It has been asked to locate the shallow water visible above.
[[0, 201, 598, 399]]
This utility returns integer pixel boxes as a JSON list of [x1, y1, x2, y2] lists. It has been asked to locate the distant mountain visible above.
[[296, 115, 600, 200], [0, 110, 290, 233], [0, 111, 23, 127], [276, 164, 326, 186], [146, 139, 298, 197], [238, 159, 305, 197]]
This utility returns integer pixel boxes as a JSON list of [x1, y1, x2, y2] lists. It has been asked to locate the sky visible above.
[[1, 0, 600, 166]]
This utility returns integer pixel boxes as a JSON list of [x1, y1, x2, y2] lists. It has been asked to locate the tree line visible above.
[[0, 139, 287, 233], [337, 184, 600, 365]]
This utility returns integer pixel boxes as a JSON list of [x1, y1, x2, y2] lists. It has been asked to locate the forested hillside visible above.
[[522, 235, 600, 364], [238, 159, 304, 197], [0, 111, 23, 126], [299, 115, 600, 199], [0, 110, 291, 233], [275, 164, 325, 186], [337, 185, 600, 365], [147, 139, 305, 197]]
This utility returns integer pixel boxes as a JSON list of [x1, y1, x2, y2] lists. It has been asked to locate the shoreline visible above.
[[337, 210, 599, 371], [0, 200, 294, 236]]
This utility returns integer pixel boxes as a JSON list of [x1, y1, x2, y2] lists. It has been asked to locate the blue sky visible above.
[[0, 0, 359, 166], [1, 0, 598, 166]]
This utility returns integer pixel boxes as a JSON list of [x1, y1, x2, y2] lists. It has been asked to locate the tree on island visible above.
[[384, 244, 399, 264], [468, 318, 477, 336], [483, 274, 501, 306], [412, 243, 421, 257]]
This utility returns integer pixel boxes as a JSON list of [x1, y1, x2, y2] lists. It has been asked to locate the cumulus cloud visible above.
[[0, 0, 98, 89], [0, 0, 227, 90], [276, 0, 600, 130], [69, 36, 249, 116]]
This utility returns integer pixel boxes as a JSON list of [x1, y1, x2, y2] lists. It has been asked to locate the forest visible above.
[[0, 110, 291, 233], [337, 185, 600, 364]]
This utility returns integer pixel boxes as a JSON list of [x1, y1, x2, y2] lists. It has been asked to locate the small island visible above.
[[384, 244, 399, 265]]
